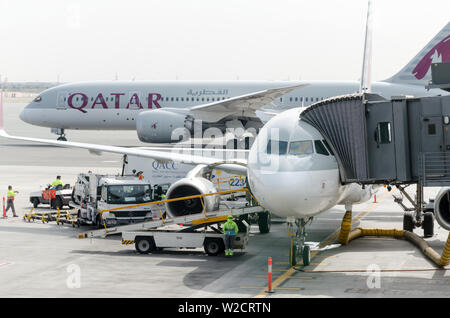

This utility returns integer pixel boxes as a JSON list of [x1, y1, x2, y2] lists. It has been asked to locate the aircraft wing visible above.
[[188, 83, 308, 120], [0, 128, 247, 175]]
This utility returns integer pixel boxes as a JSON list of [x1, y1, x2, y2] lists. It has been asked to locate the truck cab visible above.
[[98, 178, 155, 226], [71, 173, 169, 227]]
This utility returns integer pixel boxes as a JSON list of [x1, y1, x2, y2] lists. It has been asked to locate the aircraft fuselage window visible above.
[[288, 140, 314, 156], [266, 140, 289, 155], [314, 140, 330, 156]]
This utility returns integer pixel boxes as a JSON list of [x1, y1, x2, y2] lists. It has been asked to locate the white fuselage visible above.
[[20, 80, 442, 130], [246, 107, 372, 219]]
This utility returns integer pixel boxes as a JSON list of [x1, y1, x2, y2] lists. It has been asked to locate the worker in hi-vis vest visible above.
[[223, 215, 239, 256], [51, 176, 64, 189], [6, 185, 18, 217]]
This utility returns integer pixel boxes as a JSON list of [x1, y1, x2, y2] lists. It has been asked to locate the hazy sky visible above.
[[0, 0, 448, 83]]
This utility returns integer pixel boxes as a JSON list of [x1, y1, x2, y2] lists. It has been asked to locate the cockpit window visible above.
[[33, 96, 42, 102], [314, 140, 330, 156], [266, 140, 288, 155], [289, 140, 313, 156], [322, 139, 335, 156]]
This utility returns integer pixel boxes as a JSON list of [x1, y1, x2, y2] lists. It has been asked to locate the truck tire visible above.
[[403, 213, 414, 232], [135, 237, 156, 254], [32, 198, 39, 208], [204, 238, 224, 256], [258, 211, 271, 234], [237, 214, 249, 233], [95, 215, 104, 229], [422, 212, 434, 238], [51, 196, 63, 210]]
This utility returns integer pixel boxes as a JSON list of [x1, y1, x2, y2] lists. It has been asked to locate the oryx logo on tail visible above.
[[413, 35, 450, 80]]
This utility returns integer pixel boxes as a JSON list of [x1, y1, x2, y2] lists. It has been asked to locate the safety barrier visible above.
[[338, 213, 450, 267], [23, 208, 79, 227]]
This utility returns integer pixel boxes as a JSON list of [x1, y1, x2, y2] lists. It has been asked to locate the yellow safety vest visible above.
[[7, 190, 16, 200], [51, 180, 64, 187]]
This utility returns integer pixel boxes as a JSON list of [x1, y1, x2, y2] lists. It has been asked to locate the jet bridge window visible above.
[[288, 140, 314, 156], [376, 122, 392, 144], [428, 124, 437, 135], [266, 140, 288, 155]]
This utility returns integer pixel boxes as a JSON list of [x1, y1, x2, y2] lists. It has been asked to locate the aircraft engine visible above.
[[164, 177, 220, 217], [433, 187, 450, 231], [136, 109, 193, 143]]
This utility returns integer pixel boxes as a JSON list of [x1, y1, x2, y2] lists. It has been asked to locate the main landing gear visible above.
[[394, 184, 434, 238], [51, 128, 67, 141], [287, 217, 313, 267]]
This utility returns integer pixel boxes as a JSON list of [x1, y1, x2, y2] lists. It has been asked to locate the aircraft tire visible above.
[[258, 211, 271, 234], [403, 213, 414, 232], [422, 212, 434, 238]]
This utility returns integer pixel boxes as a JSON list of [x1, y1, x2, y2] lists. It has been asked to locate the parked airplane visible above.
[[0, 3, 376, 266], [18, 21, 450, 142], [1, 7, 448, 266]]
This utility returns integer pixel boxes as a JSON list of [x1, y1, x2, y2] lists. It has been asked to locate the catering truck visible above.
[[70, 173, 168, 227]]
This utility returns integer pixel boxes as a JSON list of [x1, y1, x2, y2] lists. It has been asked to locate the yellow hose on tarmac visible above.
[[342, 226, 450, 267], [337, 210, 352, 245]]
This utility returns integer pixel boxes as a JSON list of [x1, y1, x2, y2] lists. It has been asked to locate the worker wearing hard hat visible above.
[[51, 176, 64, 189], [223, 215, 239, 256]]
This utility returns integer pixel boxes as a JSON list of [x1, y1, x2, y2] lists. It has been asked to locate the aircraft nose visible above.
[[19, 107, 30, 123]]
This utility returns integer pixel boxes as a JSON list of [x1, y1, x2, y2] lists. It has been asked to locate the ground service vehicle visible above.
[[29, 184, 72, 209], [70, 173, 168, 227]]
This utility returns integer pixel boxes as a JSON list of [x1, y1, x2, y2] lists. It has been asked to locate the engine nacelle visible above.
[[433, 187, 450, 231], [136, 109, 193, 143], [165, 177, 220, 218]]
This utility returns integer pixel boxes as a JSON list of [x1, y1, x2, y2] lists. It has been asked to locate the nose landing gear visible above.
[[51, 128, 67, 141], [287, 217, 313, 267]]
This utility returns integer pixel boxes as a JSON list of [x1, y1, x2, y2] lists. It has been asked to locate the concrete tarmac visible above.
[[0, 101, 449, 298]]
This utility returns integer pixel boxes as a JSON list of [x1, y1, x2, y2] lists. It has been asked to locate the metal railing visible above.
[[419, 152, 450, 186]]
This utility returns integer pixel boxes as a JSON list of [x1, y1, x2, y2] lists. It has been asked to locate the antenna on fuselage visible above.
[[360, 0, 373, 94]]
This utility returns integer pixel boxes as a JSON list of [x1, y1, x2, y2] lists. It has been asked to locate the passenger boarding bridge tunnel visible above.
[[300, 90, 450, 236]]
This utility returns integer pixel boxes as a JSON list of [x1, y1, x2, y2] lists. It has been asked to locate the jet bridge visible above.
[[300, 89, 450, 236], [301, 93, 450, 187]]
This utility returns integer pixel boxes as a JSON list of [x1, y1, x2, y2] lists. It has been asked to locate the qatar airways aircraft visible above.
[[18, 21, 450, 142], [0, 1, 387, 266], [1, 7, 449, 266]]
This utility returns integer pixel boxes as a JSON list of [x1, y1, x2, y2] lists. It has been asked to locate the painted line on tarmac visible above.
[[241, 286, 303, 291], [0, 262, 13, 269], [253, 189, 392, 298]]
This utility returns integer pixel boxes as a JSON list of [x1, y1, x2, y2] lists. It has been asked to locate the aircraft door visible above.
[[56, 91, 68, 110]]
